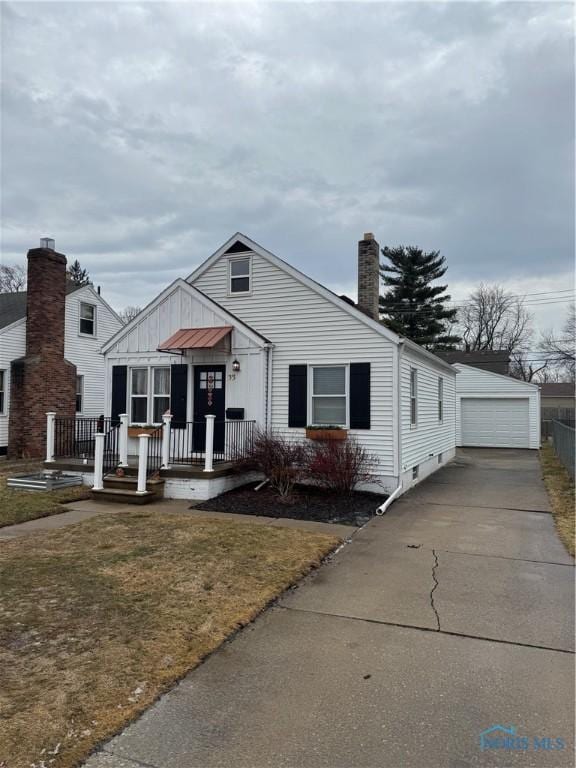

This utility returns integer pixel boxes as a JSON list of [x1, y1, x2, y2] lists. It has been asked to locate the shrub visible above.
[[305, 437, 378, 495], [240, 429, 306, 498]]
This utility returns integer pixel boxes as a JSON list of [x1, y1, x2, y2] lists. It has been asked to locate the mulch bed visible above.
[[194, 482, 387, 526]]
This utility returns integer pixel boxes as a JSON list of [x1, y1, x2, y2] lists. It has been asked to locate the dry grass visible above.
[[0, 510, 340, 768], [540, 442, 575, 556], [0, 460, 91, 528]]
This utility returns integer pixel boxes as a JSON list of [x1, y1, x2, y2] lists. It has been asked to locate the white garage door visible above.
[[461, 398, 530, 448]]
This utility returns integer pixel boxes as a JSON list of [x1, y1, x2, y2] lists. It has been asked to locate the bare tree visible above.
[[458, 284, 532, 353], [0, 264, 26, 293], [539, 304, 575, 381], [509, 353, 549, 383], [119, 305, 142, 324]]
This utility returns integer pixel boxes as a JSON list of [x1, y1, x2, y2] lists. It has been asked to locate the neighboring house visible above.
[[453, 363, 540, 449], [99, 232, 458, 499], [436, 349, 510, 375], [0, 241, 122, 456], [540, 383, 575, 414]]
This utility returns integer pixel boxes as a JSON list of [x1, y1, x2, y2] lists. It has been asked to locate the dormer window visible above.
[[229, 257, 251, 294]]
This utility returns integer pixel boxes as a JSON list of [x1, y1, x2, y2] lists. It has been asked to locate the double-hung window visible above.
[[76, 375, 84, 414], [438, 377, 444, 422], [410, 368, 418, 426], [153, 367, 170, 423], [0, 370, 5, 414], [130, 367, 171, 424], [79, 302, 96, 336], [310, 365, 347, 426], [130, 368, 148, 424], [229, 257, 251, 294]]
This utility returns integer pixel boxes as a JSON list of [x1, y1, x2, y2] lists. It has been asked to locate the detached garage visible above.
[[454, 364, 540, 449]]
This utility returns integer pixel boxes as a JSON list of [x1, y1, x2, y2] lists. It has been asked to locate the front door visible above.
[[193, 365, 226, 453]]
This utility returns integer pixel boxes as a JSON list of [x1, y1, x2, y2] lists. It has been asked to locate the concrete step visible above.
[[90, 488, 157, 505], [103, 476, 165, 493]]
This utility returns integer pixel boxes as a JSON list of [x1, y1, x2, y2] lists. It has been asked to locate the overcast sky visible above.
[[1, 1, 574, 336]]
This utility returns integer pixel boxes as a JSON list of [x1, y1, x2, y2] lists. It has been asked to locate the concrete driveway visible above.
[[86, 449, 574, 768]]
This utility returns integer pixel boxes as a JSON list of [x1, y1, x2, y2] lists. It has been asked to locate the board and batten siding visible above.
[[191, 250, 398, 479], [453, 363, 540, 449], [64, 286, 123, 418], [400, 346, 457, 477], [0, 320, 26, 449], [104, 283, 266, 426]]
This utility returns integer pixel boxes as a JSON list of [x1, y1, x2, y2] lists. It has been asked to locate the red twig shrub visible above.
[[305, 437, 378, 495], [240, 429, 306, 498]]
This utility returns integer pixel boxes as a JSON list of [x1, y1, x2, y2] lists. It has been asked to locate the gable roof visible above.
[[540, 382, 575, 398], [101, 278, 270, 354], [435, 349, 510, 375], [0, 282, 83, 331], [453, 362, 539, 390], [186, 232, 456, 374]]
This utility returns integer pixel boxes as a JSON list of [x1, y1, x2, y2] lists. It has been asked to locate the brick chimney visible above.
[[357, 232, 380, 320], [8, 240, 77, 458]]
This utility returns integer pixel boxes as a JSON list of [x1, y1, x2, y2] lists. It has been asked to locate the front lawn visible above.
[[0, 510, 340, 768], [540, 442, 575, 556], [0, 460, 91, 528]]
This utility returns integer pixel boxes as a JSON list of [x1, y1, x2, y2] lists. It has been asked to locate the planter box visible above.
[[128, 426, 162, 438], [305, 428, 347, 441]]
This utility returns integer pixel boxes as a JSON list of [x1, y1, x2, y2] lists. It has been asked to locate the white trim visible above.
[[78, 301, 97, 337], [227, 254, 252, 296], [307, 363, 349, 428], [101, 278, 269, 354]]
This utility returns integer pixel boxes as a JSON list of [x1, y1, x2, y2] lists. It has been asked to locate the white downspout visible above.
[[265, 343, 274, 431], [377, 340, 404, 515]]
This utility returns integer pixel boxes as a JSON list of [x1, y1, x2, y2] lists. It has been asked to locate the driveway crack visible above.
[[430, 549, 441, 631]]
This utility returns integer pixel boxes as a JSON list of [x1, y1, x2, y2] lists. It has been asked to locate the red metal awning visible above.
[[158, 326, 232, 352]]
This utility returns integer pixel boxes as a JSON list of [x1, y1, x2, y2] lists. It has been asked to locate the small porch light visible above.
[[232, 359, 241, 372]]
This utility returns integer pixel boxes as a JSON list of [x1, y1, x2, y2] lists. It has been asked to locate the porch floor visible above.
[[44, 457, 239, 479]]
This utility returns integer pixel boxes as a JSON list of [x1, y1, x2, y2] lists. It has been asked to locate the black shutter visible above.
[[350, 363, 370, 429], [111, 365, 127, 425], [171, 364, 188, 428], [288, 365, 307, 428]]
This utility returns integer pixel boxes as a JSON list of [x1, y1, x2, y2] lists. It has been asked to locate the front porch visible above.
[[45, 413, 259, 502]]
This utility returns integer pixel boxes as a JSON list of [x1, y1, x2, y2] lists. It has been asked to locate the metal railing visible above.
[[103, 422, 121, 477], [146, 425, 164, 479], [54, 415, 113, 459], [169, 420, 255, 465], [551, 420, 575, 479]]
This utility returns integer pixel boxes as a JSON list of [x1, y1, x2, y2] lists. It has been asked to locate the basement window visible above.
[[0, 370, 5, 414], [412, 465, 419, 480], [79, 302, 96, 336], [229, 257, 251, 294], [76, 375, 84, 414]]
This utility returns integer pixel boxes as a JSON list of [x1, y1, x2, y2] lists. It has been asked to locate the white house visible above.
[[0, 245, 122, 456], [83, 232, 457, 501], [453, 363, 540, 449]]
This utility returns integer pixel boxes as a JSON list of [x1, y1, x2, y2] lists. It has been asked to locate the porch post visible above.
[[119, 413, 129, 467], [204, 414, 215, 473], [45, 412, 56, 463], [137, 434, 150, 493], [93, 432, 105, 491], [161, 413, 172, 469]]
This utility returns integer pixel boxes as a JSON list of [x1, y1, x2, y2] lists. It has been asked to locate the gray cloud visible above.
[[1, 1, 573, 330]]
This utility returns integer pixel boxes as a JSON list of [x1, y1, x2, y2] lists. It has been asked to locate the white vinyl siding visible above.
[[65, 286, 123, 419], [192, 250, 398, 477], [453, 364, 540, 449], [0, 320, 26, 449], [401, 348, 457, 473]]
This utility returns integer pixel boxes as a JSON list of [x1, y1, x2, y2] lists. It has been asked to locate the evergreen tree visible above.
[[66, 259, 91, 287], [379, 245, 460, 349]]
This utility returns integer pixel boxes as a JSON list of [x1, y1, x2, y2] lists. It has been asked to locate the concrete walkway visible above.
[[85, 449, 574, 768]]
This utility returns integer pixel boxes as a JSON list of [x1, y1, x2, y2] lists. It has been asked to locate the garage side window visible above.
[[438, 377, 443, 422], [0, 370, 5, 414], [410, 368, 417, 425]]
